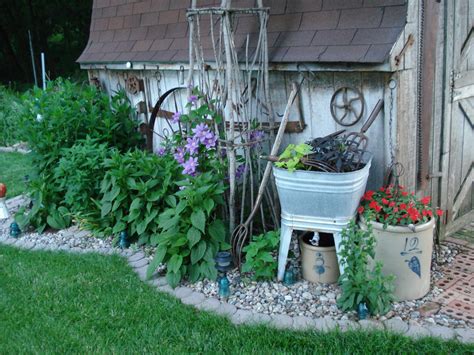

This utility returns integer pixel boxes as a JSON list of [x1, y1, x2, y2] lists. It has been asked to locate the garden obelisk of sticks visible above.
[[186, 1, 276, 237]]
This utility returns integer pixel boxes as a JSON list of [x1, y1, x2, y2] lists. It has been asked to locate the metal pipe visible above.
[[41, 52, 46, 90]]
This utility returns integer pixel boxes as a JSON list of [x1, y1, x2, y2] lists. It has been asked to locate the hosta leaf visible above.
[[166, 270, 181, 288], [168, 254, 183, 274], [146, 244, 167, 279]]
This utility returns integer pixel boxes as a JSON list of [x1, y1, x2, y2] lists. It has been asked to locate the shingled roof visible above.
[[78, 0, 407, 65]]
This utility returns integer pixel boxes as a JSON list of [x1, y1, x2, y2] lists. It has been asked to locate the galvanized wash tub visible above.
[[273, 158, 372, 221], [274, 157, 372, 280]]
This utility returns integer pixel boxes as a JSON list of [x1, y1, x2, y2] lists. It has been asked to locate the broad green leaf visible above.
[[146, 245, 166, 279], [112, 221, 126, 234], [191, 240, 206, 264], [166, 270, 181, 288], [168, 254, 183, 274], [191, 209, 206, 233], [130, 197, 142, 211], [165, 195, 177, 208], [188, 264, 201, 283], [187, 227, 201, 248], [101, 201, 112, 217], [208, 219, 225, 242], [203, 199, 215, 215]]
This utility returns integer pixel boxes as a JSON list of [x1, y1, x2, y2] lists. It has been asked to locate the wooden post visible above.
[[221, 0, 237, 232]]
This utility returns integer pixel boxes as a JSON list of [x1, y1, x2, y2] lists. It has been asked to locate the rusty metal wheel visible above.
[[146, 87, 187, 151], [330, 87, 365, 127]]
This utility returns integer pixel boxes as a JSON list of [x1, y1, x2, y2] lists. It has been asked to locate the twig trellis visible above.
[[186, 0, 279, 241]]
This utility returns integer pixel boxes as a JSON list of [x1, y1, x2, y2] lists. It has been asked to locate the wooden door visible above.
[[443, 0, 474, 236]]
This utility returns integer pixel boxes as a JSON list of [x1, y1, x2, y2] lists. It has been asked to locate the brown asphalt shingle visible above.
[[78, 0, 407, 64]]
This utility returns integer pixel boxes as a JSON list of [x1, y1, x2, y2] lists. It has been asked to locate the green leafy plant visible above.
[[146, 172, 228, 288], [0, 86, 23, 146], [15, 174, 71, 233], [18, 78, 143, 173], [275, 143, 313, 172], [83, 149, 181, 244], [242, 230, 279, 280], [337, 220, 394, 316], [54, 138, 112, 215], [15, 78, 144, 232]]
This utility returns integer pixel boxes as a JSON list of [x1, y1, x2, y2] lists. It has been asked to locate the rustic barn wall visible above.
[[88, 67, 390, 190]]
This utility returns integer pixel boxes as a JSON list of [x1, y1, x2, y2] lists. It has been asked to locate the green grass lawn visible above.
[[0, 152, 34, 198], [0, 245, 472, 354]]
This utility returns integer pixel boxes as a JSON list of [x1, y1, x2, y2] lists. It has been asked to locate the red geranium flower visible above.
[[436, 209, 444, 216], [421, 196, 431, 205], [358, 185, 442, 227]]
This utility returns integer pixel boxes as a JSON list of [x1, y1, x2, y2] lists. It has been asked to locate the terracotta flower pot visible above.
[[359, 217, 435, 301], [299, 234, 340, 284]]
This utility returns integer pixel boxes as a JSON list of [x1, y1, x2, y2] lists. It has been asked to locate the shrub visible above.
[[16, 138, 112, 233], [82, 149, 181, 243], [242, 230, 279, 280], [54, 138, 112, 214], [0, 86, 23, 146], [18, 78, 143, 173], [16, 78, 144, 232], [337, 220, 394, 316]]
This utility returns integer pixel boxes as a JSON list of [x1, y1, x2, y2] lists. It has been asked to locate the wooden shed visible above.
[[77, 0, 473, 238]]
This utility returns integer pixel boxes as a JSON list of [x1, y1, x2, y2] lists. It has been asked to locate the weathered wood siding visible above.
[[88, 68, 390, 190]]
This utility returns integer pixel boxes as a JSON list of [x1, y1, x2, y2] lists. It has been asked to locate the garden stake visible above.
[[231, 82, 302, 267]]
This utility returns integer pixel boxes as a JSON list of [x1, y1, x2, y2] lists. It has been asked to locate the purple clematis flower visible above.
[[192, 123, 210, 142], [203, 131, 218, 149], [157, 147, 166, 156], [171, 111, 181, 124], [185, 137, 200, 155], [173, 146, 186, 164], [182, 156, 199, 176], [188, 95, 198, 105]]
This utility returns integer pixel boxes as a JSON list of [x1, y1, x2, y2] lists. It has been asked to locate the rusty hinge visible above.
[[395, 34, 415, 66], [449, 70, 455, 101]]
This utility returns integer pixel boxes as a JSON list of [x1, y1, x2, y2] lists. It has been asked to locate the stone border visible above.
[[0, 236, 473, 344], [0, 146, 31, 154]]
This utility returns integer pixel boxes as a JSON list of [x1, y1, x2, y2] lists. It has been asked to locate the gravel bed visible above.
[[2, 196, 471, 329]]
